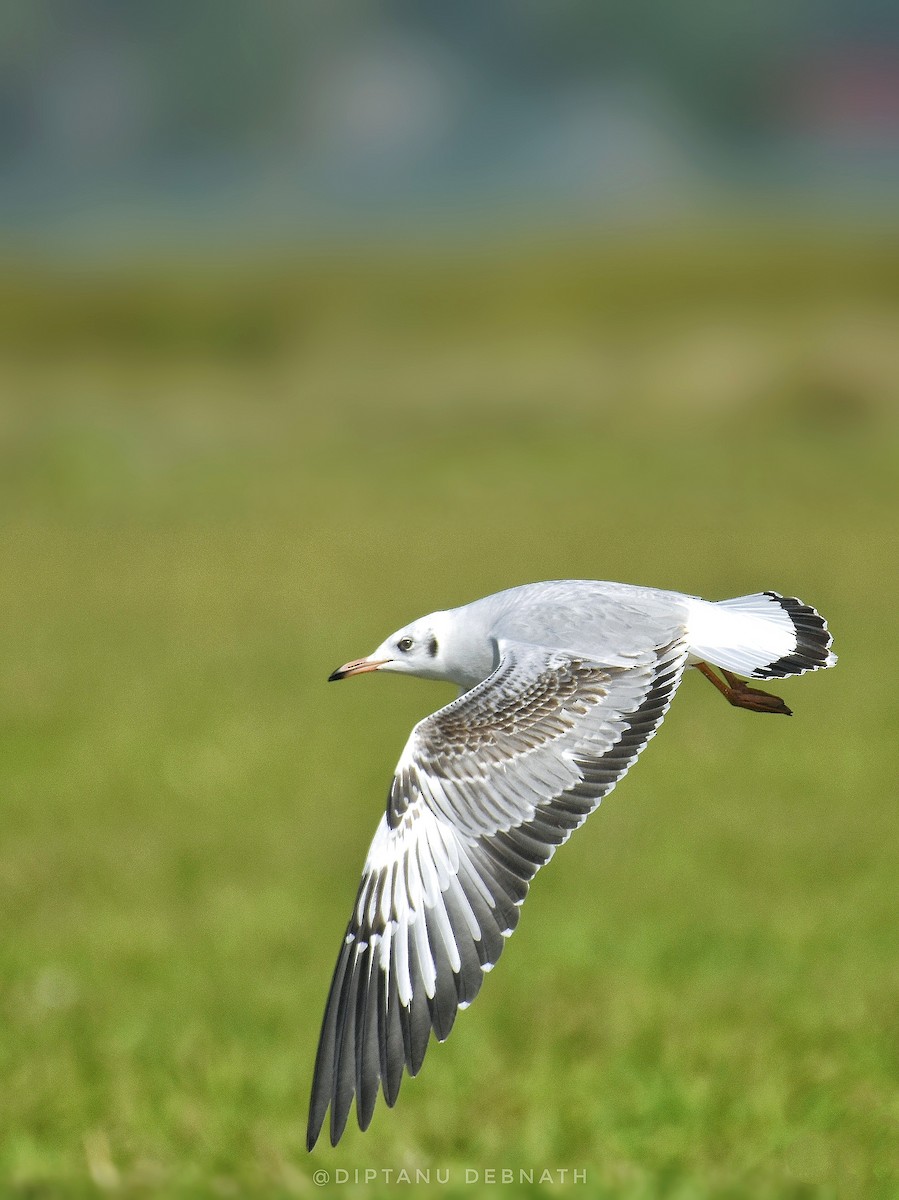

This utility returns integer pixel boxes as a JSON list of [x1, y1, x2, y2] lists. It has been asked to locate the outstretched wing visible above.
[[307, 637, 688, 1148]]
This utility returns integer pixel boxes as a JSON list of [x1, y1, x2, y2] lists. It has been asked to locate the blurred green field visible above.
[[1, 234, 898, 1198]]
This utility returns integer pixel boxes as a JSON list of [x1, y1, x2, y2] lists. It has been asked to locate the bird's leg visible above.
[[695, 661, 792, 716]]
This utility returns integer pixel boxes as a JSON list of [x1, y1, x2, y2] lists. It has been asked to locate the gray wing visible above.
[[307, 637, 688, 1149]]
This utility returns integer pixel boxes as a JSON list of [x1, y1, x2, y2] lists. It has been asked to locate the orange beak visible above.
[[328, 657, 391, 681]]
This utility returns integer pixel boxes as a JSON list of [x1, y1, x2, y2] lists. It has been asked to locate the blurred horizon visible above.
[[2, 1, 899, 260]]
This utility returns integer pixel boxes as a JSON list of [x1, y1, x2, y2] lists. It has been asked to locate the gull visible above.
[[307, 580, 835, 1148]]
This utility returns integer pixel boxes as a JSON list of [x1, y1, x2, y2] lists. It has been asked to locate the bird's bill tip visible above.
[[328, 657, 390, 681]]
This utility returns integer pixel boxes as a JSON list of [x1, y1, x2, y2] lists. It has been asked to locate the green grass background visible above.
[[1, 232, 897, 1197]]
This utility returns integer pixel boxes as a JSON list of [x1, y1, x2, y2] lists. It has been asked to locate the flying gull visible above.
[[307, 580, 836, 1148]]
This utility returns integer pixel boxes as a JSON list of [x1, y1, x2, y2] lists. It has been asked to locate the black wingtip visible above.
[[306, 1107, 325, 1152], [307, 1091, 332, 1151]]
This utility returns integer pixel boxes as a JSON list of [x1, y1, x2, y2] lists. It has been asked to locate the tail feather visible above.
[[751, 593, 835, 679], [687, 591, 836, 680]]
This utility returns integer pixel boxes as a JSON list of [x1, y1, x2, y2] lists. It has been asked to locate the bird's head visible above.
[[329, 613, 450, 683]]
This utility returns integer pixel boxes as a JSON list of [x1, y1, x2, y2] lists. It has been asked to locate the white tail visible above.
[[686, 591, 836, 680]]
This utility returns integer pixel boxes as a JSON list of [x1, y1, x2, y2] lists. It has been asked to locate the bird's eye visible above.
[[397, 636, 414, 652]]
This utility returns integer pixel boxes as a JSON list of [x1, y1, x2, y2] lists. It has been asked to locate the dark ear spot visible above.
[[428, 636, 438, 657]]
